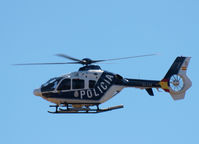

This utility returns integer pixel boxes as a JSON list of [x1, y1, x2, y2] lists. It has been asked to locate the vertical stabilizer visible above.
[[160, 57, 192, 100]]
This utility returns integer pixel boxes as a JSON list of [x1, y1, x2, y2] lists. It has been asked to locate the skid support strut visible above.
[[48, 104, 124, 114]]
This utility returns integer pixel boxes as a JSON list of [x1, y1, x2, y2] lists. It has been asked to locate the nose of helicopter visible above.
[[33, 88, 42, 96]]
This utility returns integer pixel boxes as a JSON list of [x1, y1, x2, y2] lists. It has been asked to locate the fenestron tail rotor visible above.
[[13, 53, 157, 66]]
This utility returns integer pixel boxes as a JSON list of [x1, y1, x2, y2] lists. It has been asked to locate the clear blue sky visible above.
[[1, 0, 199, 144]]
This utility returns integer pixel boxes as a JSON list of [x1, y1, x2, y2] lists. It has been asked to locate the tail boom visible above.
[[117, 56, 192, 100]]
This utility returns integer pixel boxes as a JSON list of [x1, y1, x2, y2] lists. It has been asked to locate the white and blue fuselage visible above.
[[34, 69, 125, 105]]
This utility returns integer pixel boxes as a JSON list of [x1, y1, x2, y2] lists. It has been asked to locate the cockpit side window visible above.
[[89, 80, 96, 88], [72, 79, 84, 89], [41, 77, 62, 92], [57, 79, 71, 90]]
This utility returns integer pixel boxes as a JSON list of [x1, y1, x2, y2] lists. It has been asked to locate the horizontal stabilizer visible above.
[[146, 88, 154, 96]]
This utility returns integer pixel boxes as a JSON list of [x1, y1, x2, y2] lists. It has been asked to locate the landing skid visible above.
[[48, 104, 124, 114]]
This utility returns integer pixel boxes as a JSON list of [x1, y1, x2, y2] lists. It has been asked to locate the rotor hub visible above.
[[172, 80, 180, 86], [169, 74, 184, 92], [81, 58, 93, 65]]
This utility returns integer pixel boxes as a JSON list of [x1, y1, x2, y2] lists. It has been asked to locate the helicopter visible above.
[[15, 54, 192, 114]]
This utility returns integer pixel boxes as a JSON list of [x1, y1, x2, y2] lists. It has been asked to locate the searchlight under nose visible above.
[[34, 88, 42, 96]]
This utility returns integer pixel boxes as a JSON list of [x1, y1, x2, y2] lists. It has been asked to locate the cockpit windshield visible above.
[[41, 77, 62, 91], [42, 78, 57, 87]]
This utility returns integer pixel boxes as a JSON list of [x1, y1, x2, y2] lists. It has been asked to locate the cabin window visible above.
[[57, 79, 71, 90], [89, 80, 96, 88], [72, 79, 84, 89]]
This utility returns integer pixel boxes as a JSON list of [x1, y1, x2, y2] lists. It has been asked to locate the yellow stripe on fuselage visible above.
[[159, 81, 169, 90]]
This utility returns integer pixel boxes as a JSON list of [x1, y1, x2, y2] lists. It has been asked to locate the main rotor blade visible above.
[[92, 53, 158, 63], [56, 54, 82, 62], [13, 62, 79, 66]]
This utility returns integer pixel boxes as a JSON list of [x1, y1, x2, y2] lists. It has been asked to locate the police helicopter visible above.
[[15, 54, 192, 114]]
